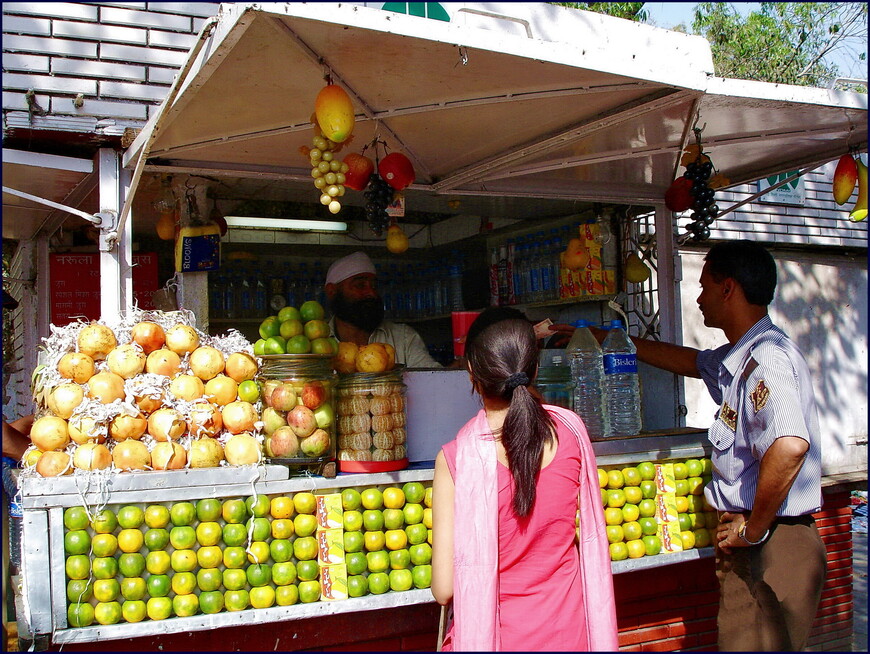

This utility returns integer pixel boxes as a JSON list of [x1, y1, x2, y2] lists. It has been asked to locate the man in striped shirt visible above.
[[586, 240, 825, 650]]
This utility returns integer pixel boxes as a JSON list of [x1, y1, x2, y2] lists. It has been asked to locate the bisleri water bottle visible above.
[[601, 319, 642, 437]]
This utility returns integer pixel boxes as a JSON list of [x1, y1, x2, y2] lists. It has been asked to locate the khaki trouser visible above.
[[715, 517, 827, 651]]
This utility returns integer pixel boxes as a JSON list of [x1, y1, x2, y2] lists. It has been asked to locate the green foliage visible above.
[[691, 2, 867, 87], [554, 3, 648, 22]]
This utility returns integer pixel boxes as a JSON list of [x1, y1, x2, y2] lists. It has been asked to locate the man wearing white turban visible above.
[[325, 251, 443, 368]]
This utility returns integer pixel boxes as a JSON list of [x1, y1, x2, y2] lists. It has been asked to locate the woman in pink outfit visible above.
[[432, 310, 618, 651]]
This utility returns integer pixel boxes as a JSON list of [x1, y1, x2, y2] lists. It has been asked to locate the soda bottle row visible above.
[[210, 260, 327, 320], [565, 319, 641, 439], [490, 225, 598, 306]]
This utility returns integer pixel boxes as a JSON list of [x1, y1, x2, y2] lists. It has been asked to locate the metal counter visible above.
[[16, 430, 714, 648]]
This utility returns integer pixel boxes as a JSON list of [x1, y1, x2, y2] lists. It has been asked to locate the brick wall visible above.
[[2, 2, 220, 135], [806, 490, 855, 652]]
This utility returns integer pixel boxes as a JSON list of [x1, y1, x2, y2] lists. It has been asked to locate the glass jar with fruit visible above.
[[259, 353, 338, 476], [334, 369, 408, 473]]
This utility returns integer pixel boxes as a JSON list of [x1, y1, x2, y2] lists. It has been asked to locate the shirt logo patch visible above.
[[750, 379, 770, 413], [720, 402, 737, 431]]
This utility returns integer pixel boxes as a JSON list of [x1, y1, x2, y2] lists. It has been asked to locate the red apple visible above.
[[664, 177, 694, 212], [342, 152, 374, 191], [301, 381, 327, 410], [378, 152, 415, 191], [130, 321, 166, 354], [287, 405, 317, 438], [267, 426, 300, 458], [270, 383, 298, 412]]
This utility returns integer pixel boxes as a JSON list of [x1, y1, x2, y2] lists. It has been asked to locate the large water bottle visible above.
[[602, 319, 642, 437], [566, 319, 609, 440]]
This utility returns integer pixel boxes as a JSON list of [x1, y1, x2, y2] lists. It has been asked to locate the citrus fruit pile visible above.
[[597, 457, 715, 561], [26, 311, 265, 477], [61, 483, 432, 627], [332, 341, 396, 374], [254, 301, 337, 356]]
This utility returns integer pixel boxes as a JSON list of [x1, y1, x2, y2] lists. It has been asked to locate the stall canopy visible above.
[[125, 2, 866, 223]]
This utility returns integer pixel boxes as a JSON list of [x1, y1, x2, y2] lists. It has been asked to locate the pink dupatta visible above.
[[449, 405, 618, 651]]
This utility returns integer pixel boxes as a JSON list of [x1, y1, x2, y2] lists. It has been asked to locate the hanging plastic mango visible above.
[[314, 84, 355, 143]]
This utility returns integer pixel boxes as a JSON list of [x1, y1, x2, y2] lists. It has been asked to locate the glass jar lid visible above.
[[259, 353, 336, 378]]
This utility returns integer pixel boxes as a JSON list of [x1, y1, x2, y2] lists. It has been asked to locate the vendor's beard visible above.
[[330, 293, 384, 333]]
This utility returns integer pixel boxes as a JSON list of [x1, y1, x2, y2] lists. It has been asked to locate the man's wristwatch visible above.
[[738, 522, 770, 546]]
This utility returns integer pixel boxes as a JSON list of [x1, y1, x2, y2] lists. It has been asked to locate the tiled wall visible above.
[[2, 2, 220, 133]]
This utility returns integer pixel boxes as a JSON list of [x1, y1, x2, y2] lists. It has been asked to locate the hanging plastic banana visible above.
[[848, 157, 867, 222]]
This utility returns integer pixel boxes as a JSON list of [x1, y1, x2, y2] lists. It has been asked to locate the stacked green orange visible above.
[[61, 482, 433, 627]]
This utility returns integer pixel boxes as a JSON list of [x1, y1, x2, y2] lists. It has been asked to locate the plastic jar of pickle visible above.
[[334, 367, 408, 473], [258, 353, 338, 476]]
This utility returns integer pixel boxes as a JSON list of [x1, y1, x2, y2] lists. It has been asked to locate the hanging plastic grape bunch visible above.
[[364, 173, 393, 236], [666, 126, 729, 243]]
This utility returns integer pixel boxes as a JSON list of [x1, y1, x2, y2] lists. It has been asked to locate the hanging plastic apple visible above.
[[314, 84, 355, 143], [342, 153, 375, 191], [378, 152, 415, 191], [664, 177, 694, 212]]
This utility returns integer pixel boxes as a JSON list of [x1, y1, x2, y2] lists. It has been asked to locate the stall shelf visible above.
[[16, 430, 720, 649], [14, 428, 859, 651]]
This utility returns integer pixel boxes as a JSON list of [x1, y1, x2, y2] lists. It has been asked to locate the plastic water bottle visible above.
[[284, 267, 298, 309], [512, 238, 526, 303], [224, 271, 237, 319], [448, 260, 464, 310], [602, 319, 642, 437], [253, 273, 267, 318], [566, 319, 609, 440]]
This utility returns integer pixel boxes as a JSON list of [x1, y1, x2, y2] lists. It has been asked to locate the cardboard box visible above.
[[590, 271, 605, 296], [317, 528, 345, 565], [315, 493, 343, 530], [319, 563, 348, 601], [603, 269, 617, 295]]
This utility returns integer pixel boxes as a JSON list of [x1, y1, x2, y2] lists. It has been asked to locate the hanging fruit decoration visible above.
[[355, 138, 416, 236], [848, 157, 867, 222], [669, 128, 729, 243], [299, 82, 356, 215], [832, 154, 858, 205], [832, 153, 866, 222], [314, 84, 356, 144], [363, 173, 394, 236], [153, 175, 177, 240], [342, 152, 375, 191], [386, 222, 409, 254], [378, 152, 415, 191]]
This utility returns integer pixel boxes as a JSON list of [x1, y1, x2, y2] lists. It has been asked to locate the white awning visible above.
[[119, 3, 867, 219]]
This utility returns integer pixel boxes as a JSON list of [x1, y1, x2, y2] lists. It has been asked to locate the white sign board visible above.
[[757, 171, 805, 206]]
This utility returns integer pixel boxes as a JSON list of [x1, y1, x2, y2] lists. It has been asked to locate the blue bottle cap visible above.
[[572, 319, 589, 328]]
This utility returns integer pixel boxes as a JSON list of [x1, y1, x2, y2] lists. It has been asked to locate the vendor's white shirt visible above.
[[696, 316, 822, 516]]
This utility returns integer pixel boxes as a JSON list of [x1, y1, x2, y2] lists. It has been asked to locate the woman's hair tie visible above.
[[505, 372, 529, 390]]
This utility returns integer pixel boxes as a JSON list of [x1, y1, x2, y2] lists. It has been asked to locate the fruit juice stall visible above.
[[8, 2, 867, 651]]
